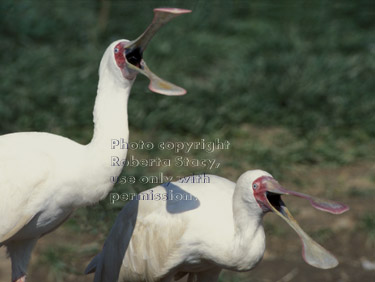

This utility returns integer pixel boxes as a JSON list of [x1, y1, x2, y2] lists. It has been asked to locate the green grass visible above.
[[359, 213, 375, 245], [37, 245, 72, 282], [219, 270, 258, 282], [1, 0, 374, 142], [310, 227, 335, 244]]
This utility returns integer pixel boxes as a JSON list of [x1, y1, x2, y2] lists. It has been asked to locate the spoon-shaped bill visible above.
[[127, 61, 186, 96], [126, 8, 192, 53], [264, 178, 349, 214], [268, 199, 339, 269], [124, 7, 191, 95]]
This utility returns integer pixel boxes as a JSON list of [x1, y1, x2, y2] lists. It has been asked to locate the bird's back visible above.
[[0, 132, 85, 242], [86, 175, 237, 282]]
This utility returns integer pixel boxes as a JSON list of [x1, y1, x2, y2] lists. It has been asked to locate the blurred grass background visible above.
[[0, 0, 374, 281]]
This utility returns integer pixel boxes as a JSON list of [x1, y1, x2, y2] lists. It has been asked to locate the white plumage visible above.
[[86, 170, 348, 282], [0, 41, 133, 280], [0, 8, 190, 282], [0, 40, 132, 282]]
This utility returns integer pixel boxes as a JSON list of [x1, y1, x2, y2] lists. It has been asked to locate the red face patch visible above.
[[114, 42, 126, 68], [252, 176, 270, 212]]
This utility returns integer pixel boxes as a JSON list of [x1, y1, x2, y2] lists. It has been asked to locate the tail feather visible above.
[[85, 253, 101, 274]]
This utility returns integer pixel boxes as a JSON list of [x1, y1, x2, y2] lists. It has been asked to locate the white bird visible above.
[[0, 8, 191, 282], [85, 170, 349, 282]]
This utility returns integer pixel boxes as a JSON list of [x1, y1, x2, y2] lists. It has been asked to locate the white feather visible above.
[[88, 170, 270, 282]]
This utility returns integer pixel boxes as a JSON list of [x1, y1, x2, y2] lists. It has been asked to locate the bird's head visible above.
[[100, 8, 191, 95], [238, 169, 349, 270]]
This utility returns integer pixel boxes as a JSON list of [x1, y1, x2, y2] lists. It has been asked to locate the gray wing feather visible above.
[[85, 199, 139, 282]]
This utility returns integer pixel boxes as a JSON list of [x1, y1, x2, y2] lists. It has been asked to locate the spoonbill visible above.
[[85, 170, 348, 282], [0, 8, 191, 282]]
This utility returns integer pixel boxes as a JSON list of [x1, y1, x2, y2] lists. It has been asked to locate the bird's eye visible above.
[[253, 183, 258, 190], [114, 48, 119, 53]]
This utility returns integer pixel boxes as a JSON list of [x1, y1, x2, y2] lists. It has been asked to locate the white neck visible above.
[[229, 186, 265, 271], [89, 67, 131, 148], [74, 67, 132, 205]]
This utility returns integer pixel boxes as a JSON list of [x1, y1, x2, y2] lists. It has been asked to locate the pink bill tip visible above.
[[311, 200, 349, 214], [154, 8, 192, 14], [148, 84, 187, 96]]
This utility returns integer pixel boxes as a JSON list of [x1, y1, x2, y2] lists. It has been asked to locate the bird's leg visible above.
[[13, 275, 26, 282], [195, 269, 221, 282], [7, 238, 37, 282], [160, 274, 175, 282]]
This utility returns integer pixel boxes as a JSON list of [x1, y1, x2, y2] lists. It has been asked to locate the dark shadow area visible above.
[[162, 182, 201, 214]]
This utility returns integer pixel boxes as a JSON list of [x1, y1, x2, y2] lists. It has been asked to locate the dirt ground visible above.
[[0, 162, 374, 282]]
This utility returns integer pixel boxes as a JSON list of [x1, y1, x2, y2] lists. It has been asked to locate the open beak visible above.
[[124, 8, 191, 96], [257, 176, 349, 269]]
